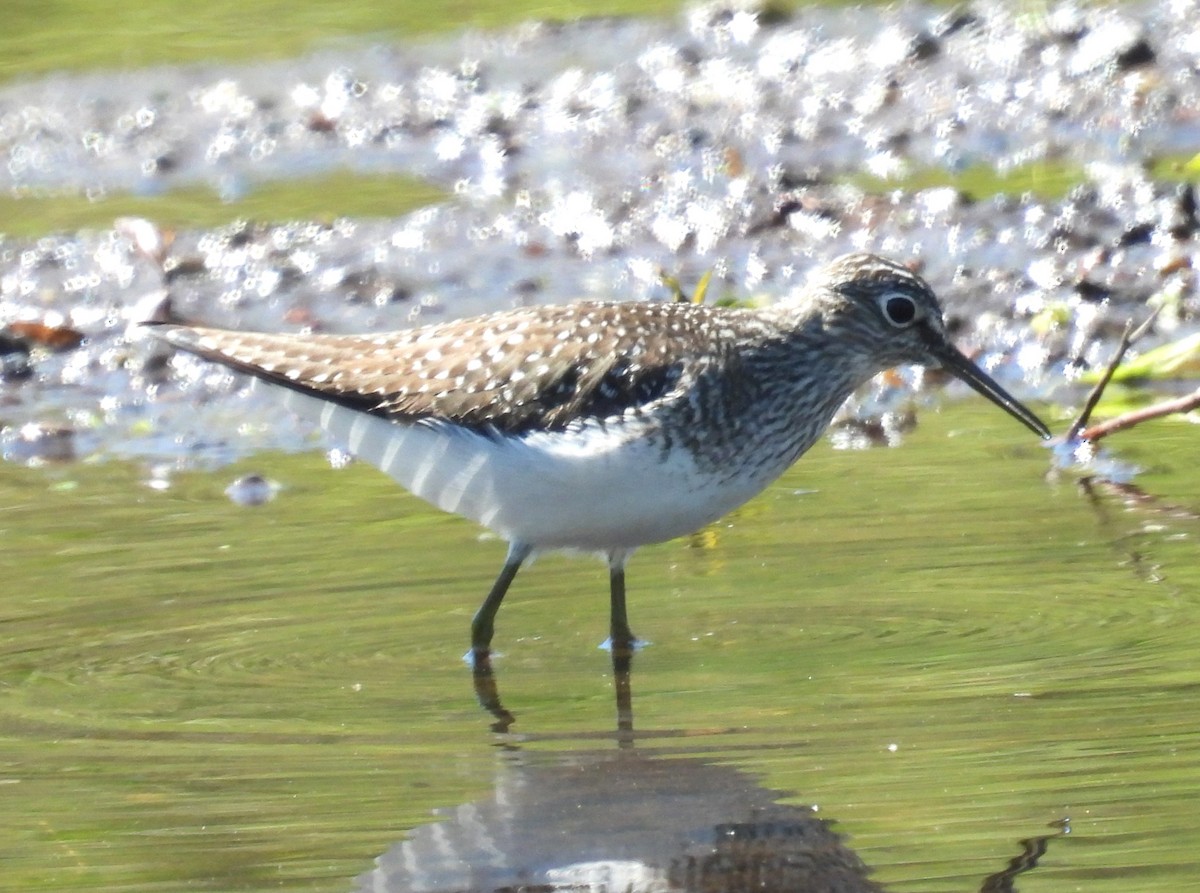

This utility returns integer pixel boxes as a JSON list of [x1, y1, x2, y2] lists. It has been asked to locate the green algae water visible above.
[[2, 403, 1198, 891]]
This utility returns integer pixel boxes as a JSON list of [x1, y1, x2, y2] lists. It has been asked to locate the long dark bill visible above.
[[932, 342, 1052, 440]]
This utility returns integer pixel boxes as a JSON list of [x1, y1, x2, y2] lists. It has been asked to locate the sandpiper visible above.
[[144, 253, 1050, 661]]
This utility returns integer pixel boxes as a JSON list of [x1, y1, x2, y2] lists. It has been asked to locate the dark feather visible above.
[[144, 301, 747, 434]]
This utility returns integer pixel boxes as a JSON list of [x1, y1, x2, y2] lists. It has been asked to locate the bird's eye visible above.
[[880, 294, 918, 327]]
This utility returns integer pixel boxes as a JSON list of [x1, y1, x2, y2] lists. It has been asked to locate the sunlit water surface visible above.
[[2, 405, 1198, 892]]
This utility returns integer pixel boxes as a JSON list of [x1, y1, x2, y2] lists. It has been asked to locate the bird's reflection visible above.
[[356, 747, 886, 893], [473, 643, 635, 734], [1076, 475, 1200, 587], [355, 743, 1065, 893], [366, 655, 1066, 893]]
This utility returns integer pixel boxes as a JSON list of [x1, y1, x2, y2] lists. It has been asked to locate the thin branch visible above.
[[1066, 307, 1160, 443], [1079, 386, 1200, 442], [1066, 321, 1133, 442]]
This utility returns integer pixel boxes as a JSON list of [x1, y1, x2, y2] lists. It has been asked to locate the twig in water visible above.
[[1079, 387, 1200, 442], [1066, 310, 1159, 443]]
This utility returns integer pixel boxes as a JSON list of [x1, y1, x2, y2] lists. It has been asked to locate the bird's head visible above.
[[810, 253, 1050, 440]]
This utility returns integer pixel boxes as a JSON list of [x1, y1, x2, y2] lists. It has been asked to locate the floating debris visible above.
[[224, 473, 280, 506], [0, 333, 32, 381], [6, 321, 86, 352], [1, 422, 77, 465]]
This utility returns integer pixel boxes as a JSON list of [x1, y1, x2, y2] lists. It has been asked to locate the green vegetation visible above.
[[856, 152, 1200, 203], [851, 158, 1086, 201], [1081, 331, 1200, 384], [1151, 151, 1200, 182], [0, 0, 691, 82], [0, 172, 445, 238]]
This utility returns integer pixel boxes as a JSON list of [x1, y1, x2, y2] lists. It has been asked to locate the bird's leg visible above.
[[469, 543, 531, 731], [613, 654, 634, 741], [470, 542, 531, 664], [607, 552, 636, 737], [471, 657, 515, 733], [608, 560, 636, 654]]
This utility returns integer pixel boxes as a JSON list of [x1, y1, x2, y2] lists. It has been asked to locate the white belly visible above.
[[278, 388, 779, 551]]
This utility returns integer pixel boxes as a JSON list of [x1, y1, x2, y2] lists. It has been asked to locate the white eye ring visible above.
[[879, 293, 918, 328]]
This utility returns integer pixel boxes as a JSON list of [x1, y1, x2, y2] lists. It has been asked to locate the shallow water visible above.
[[3, 402, 1198, 891]]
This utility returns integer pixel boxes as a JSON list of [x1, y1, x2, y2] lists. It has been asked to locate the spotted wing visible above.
[[146, 301, 739, 434]]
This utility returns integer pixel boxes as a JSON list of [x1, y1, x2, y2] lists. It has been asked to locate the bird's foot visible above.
[[462, 646, 502, 669], [598, 635, 650, 654]]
